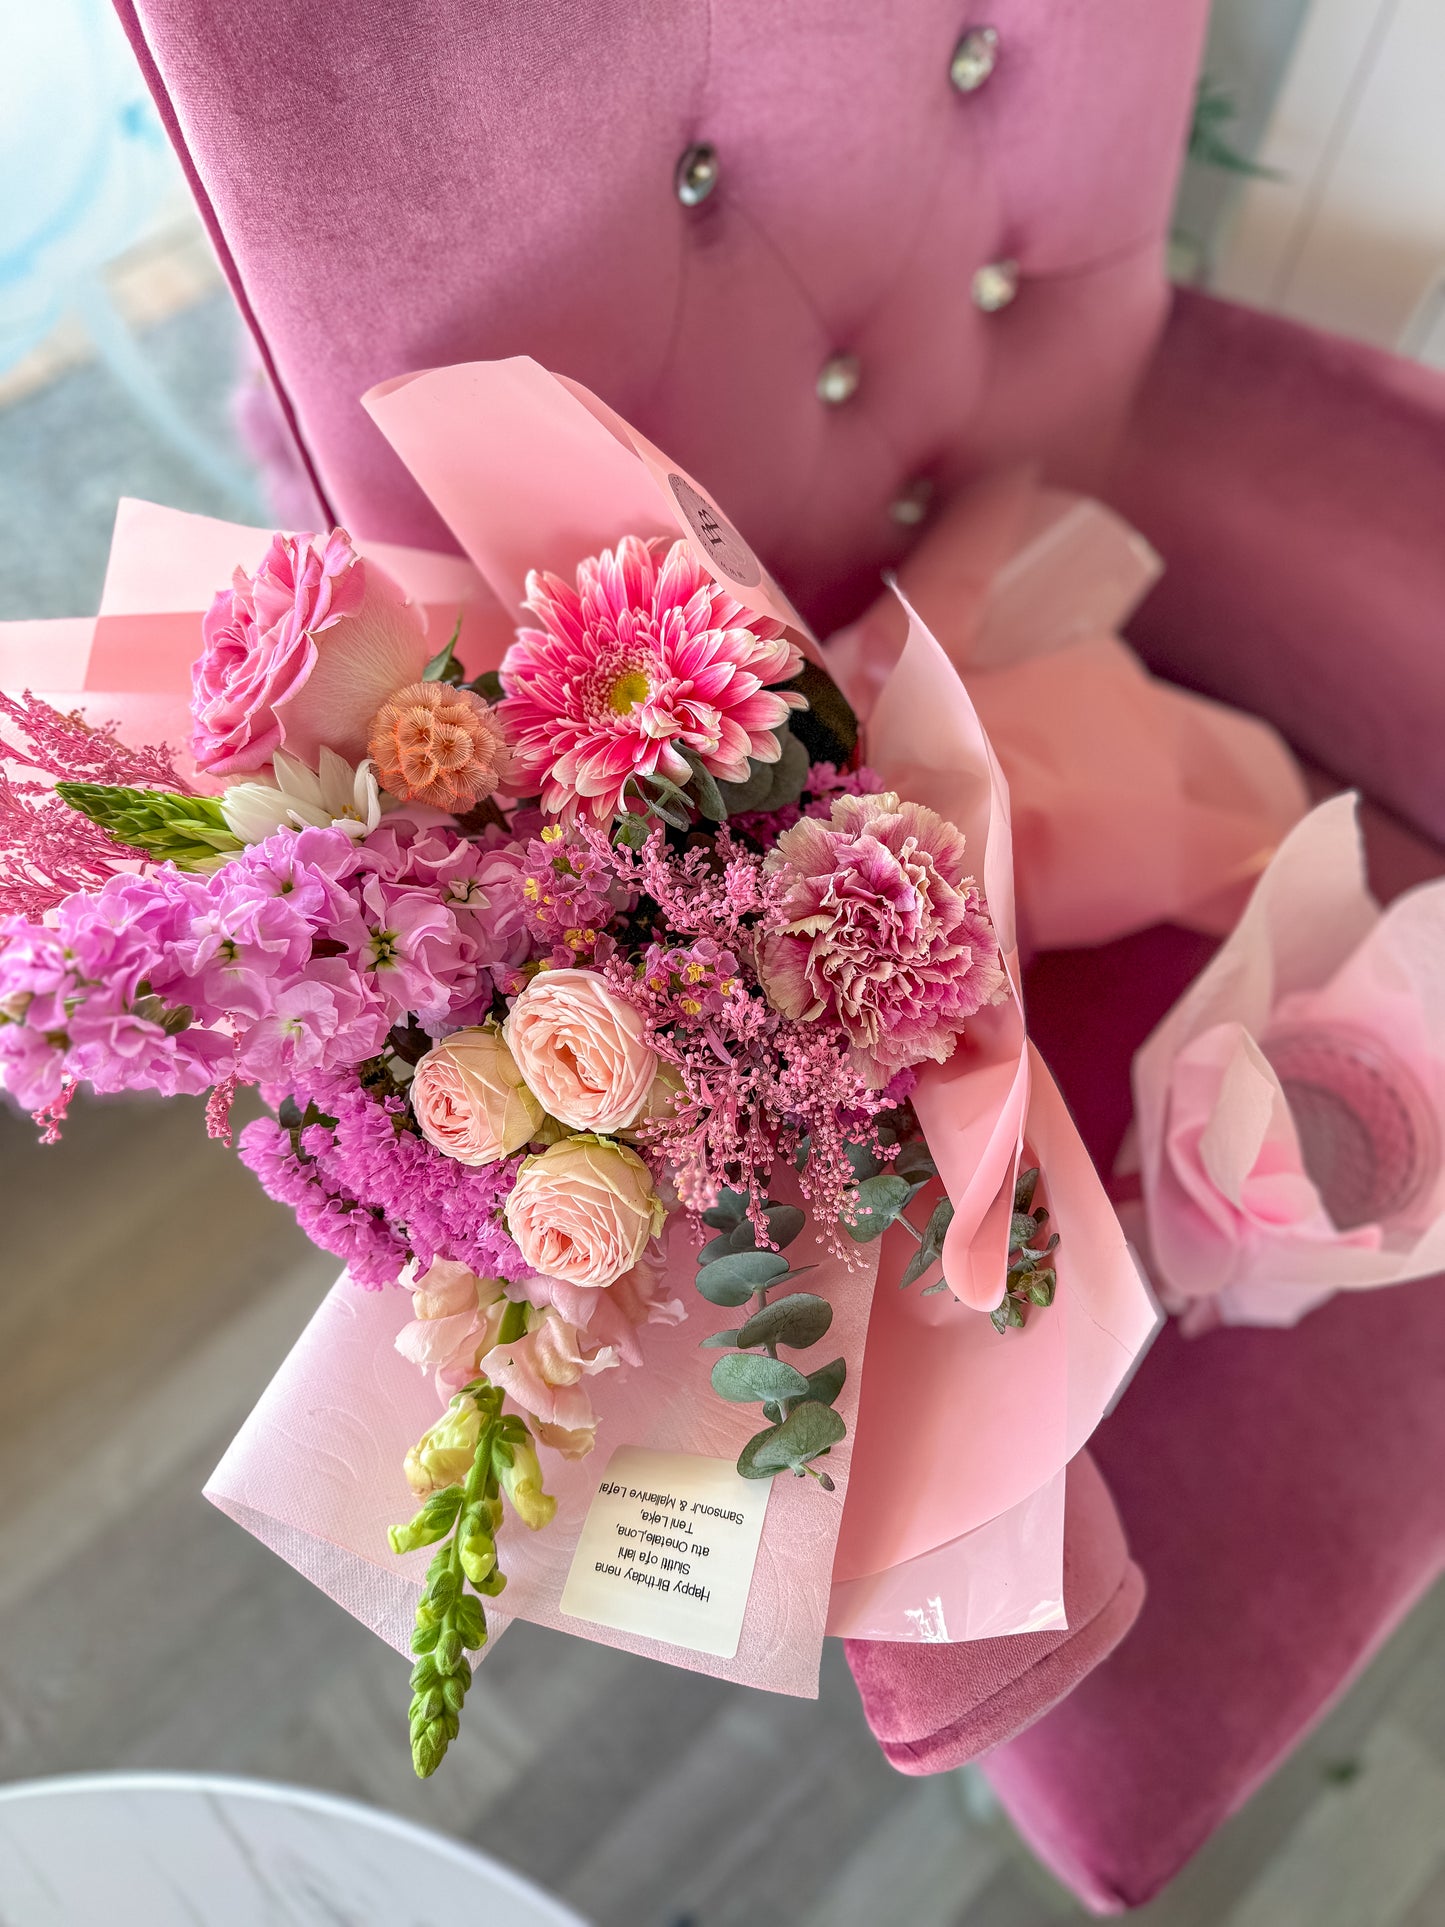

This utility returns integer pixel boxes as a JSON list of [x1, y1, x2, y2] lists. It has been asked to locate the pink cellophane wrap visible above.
[[0, 498, 513, 778], [209, 1207, 878, 1698], [825, 473, 1309, 955], [1, 362, 1161, 1664], [1130, 793, 1445, 1331], [826, 587, 1159, 1618]]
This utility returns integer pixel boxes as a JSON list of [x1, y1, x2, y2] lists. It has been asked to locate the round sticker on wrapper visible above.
[[667, 474, 763, 588]]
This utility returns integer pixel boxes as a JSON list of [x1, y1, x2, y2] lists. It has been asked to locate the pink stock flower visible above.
[[504, 967, 657, 1133], [190, 532, 430, 775], [760, 791, 1008, 1084], [499, 536, 805, 823]]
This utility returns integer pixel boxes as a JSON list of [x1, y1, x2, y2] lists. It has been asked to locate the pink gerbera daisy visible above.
[[498, 536, 806, 823]]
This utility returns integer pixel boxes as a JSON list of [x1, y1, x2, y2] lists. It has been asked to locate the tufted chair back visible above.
[[115, 0, 1209, 637]]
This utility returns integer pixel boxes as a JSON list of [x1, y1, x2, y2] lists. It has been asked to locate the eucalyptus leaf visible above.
[[737, 1400, 847, 1479], [899, 1241, 938, 1290], [701, 1186, 747, 1230], [695, 1250, 790, 1304], [735, 1292, 833, 1351], [710, 1353, 811, 1404], [713, 753, 777, 815], [892, 1139, 939, 1183], [1027, 1270, 1057, 1307], [699, 1330, 741, 1348], [694, 1271, 763, 1309], [846, 1173, 919, 1242], [802, 1356, 846, 1408], [843, 1141, 883, 1182]]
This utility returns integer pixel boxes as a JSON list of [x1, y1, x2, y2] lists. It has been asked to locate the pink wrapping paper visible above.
[[1, 363, 1167, 1665], [1130, 794, 1445, 1331], [1, 499, 511, 780], [210, 1207, 878, 1699], [825, 474, 1309, 954]]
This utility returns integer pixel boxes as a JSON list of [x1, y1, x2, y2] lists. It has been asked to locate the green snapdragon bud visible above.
[[494, 1434, 557, 1532], [56, 783, 242, 870]]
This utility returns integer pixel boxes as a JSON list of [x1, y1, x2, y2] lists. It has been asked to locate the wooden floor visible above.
[[2, 1089, 1443, 1926]]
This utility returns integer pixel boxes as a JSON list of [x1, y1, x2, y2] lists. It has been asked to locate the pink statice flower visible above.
[[191, 532, 431, 775], [238, 1068, 530, 1289], [760, 791, 1008, 1084], [499, 536, 805, 823]]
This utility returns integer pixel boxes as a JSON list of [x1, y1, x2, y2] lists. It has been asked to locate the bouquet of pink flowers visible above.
[[1, 359, 1170, 1775]]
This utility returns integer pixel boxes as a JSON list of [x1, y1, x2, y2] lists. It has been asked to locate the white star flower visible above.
[[219, 748, 385, 846]]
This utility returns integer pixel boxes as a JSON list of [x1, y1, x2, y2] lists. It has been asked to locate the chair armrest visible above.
[[1108, 287, 1445, 844]]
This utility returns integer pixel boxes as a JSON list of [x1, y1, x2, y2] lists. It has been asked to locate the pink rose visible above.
[[190, 531, 431, 776], [503, 967, 657, 1132], [506, 1134, 665, 1288], [411, 1028, 544, 1166]]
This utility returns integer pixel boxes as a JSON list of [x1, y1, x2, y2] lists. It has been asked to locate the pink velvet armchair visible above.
[[113, 0, 1445, 1908]]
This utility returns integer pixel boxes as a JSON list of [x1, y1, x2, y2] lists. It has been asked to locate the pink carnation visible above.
[[191, 532, 430, 776], [760, 791, 1008, 1083], [499, 535, 805, 823]]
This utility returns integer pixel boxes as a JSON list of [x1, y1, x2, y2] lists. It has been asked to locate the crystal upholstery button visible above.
[[817, 354, 861, 405], [675, 143, 720, 207], [889, 479, 935, 526], [950, 26, 999, 93], [971, 259, 1019, 312]]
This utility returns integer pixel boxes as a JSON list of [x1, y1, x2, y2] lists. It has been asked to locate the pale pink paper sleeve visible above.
[[0, 500, 511, 778], [1133, 794, 1445, 1329], [826, 475, 1308, 953], [209, 1205, 880, 1700], [829, 590, 1159, 1588]]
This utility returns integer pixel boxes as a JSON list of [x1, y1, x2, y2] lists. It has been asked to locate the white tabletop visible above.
[[0, 1773, 590, 1927]]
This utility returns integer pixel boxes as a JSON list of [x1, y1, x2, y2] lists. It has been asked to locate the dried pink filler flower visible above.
[[760, 791, 1008, 1083], [499, 536, 805, 823]]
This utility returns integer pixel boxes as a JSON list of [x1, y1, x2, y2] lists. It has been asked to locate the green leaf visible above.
[[681, 748, 727, 822], [1014, 1166, 1040, 1214], [698, 1250, 790, 1292], [802, 1356, 846, 1407], [710, 1353, 811, 1404], [614, 812, 652, 850], [695, 1249, 789, 1306], [1027, 1270, 1057, 1307], [699, 1329, 741, 1348], [471, 668, 504, 703], [899, 1241, 938, 1289], [783, 660, 859, 765], [846, 1173, 918, 1242], [760, 1203, 806, 1249], [843, 1141, 883, 1182], [921, 1278, 955, 1298], [701, 1186, 747, 1230], [737, 1401, 847, 1478], [892, 1139, 939, 1183], [735, 1292, 833, 1351], [421, 613, 465, 683]]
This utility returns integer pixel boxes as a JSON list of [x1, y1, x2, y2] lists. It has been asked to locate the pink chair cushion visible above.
[[1112, 288, 1445, 847], [976, 797, 1445, 1911], [844, 1451, 1144, 1774], [111, 0, 1207, 636]]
